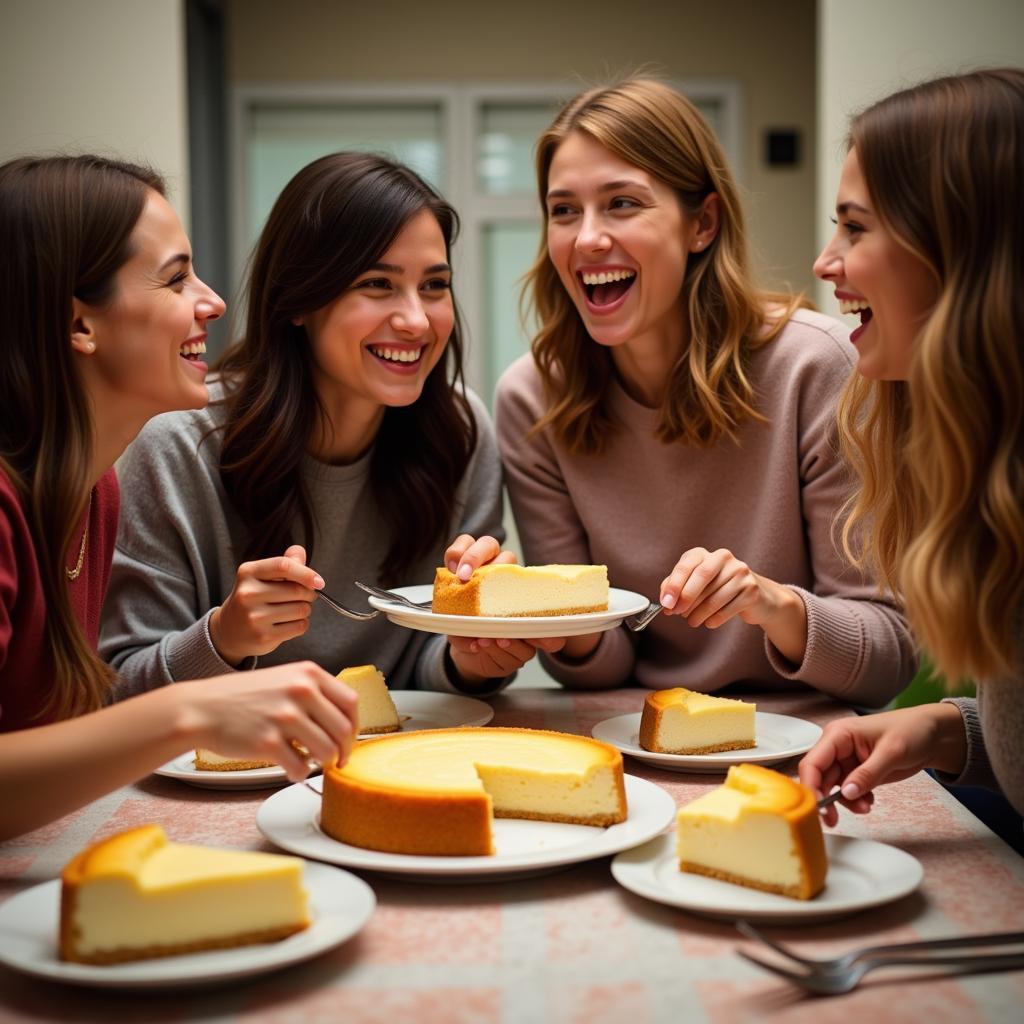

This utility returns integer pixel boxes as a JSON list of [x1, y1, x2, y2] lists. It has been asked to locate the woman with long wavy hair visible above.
[[467, 78, 915, 701], [802, 68, 1024, 818], [102, 152, 546, 694], [0, 155, 358, 841]]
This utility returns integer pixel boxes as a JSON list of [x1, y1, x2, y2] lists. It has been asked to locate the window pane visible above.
[[483, 222, 542, 399], [246, 103, 443, 250], [478, 102, 559, 196]]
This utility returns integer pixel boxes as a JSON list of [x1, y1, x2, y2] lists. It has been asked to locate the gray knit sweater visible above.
[[100, 387, 506, 697]]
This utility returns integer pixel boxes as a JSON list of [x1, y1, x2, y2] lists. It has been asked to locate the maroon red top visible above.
[[0, 468, 119, 731]]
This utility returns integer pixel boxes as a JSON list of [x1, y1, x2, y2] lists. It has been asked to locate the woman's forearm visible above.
[[0, 687, 193, 842]]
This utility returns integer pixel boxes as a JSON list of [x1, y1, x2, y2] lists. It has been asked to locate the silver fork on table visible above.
[[737, 920, 1024, 995]]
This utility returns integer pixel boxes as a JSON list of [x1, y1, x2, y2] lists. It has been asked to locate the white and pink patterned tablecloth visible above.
[[2, 687, 1022, 1023]]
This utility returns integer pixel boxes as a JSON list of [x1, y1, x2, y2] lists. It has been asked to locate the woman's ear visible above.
[[691, 192, 721, 252], [70, 298, 97, 354]]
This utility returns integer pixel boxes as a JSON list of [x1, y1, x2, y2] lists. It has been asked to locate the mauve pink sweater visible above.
[[495, 308, 916, 707]]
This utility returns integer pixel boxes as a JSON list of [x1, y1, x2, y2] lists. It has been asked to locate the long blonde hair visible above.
[[527, 78, 804, 454], [837, 69, 1024, 683]]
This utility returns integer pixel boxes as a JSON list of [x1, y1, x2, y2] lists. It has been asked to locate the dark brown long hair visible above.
[[528, 79, 805, 455], [215, 152, 476, 584], [0, 154, 165, 721]]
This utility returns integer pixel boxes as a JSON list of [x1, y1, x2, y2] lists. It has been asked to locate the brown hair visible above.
[[835, 68, 1024, 682], [527, 78, 804, 455], [0, 153, 165, 720], [215, 152, 476, 585]]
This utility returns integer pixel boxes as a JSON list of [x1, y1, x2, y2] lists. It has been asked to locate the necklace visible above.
[[66, 495, 91, 581]]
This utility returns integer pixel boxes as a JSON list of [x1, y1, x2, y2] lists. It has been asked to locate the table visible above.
[[2, 688, 1023, 1023]]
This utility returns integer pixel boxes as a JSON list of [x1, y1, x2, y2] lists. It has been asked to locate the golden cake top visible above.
[[644, 687, 753, 714], [434, 564, 607, 584], [337, 664, 381, 681], [329, 726, 622, 795], [682, 764, 815, 822]]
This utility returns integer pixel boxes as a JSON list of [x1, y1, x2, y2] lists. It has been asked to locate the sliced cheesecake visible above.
[[676, 764, 827, 899], [60, 825, 310, 963], [321, 727, 627, 856], [337, 664, 400, 735], [432, 564, 609, 617], [639, 687, 756, 754]]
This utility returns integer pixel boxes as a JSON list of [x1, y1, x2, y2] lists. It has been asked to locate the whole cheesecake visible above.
[[676, 764, 827, 899], [639, 687, 756, 754], [60, 824, 310, 963], [321, 727, 627, 856], [432, 564, 609, 617]]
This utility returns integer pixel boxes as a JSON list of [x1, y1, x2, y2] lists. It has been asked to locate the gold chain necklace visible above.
[[66, 495, 91, 581]]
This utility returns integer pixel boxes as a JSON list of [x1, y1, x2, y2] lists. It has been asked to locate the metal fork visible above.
[[737, 947, 1024, 995], [316, 589, 380, 621], [354, 580, 433, 611], [737, 920, 1024, 974], [624, 601, 663, 632]]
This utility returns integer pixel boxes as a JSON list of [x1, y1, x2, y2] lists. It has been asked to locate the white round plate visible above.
[[612, 833, 923, 923], [366, 585, 650, 639], [257, 774, 676, 881], [153, 692, 495, 789], [0, 861, 375, 990], [592, 712, 822, 773]]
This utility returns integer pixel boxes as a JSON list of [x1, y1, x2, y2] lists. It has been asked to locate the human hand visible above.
[[798, 703, 969, 826], [177, 661, 359, 781], [447, 635, 567, 685], [443, 533, 517, 582], [210, 545, 324, 666]]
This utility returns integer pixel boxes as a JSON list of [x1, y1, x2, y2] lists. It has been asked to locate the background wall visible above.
[[227, 0, 819, 298], [816, 0, 1024, 312]]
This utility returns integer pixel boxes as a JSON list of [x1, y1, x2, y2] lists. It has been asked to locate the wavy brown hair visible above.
[[836, 69, 1024, 683], [527, 78, 805, 455], [0, 154, 164, 721], [215, 152, 475, 585]]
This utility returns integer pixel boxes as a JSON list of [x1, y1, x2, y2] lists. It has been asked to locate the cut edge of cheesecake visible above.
[[337, 663, 401, 735], [638, 687, 756, 754], [432, 563, 609, 617]]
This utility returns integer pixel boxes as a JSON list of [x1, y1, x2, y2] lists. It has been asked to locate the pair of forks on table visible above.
[[736, 920, 1024, 995]]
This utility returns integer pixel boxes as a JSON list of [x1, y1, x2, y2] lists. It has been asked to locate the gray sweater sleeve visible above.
[[101, 410, 250, 698]]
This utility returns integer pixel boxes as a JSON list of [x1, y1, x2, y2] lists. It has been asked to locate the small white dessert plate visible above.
[[0, 862, 375, 989], [154, 692, 495, 789], [611, 832, 923, 923], [366, 584, 650, 639], [591, 712, 822, 773], [257, 774, 676, 881]]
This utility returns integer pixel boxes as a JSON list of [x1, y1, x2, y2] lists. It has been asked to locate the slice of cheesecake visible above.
[[639, 687, 756, 754], [60, 825, 310, 963], [676, 764, 827, 899], [432, 564, 609, 617], [338, 664, 400, 735], [322, 727, 627, 856], [194, 750, 276, 771]]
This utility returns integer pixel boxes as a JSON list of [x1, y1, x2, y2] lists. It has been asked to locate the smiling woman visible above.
[[482, 78, 918, 705], [100, 152, 525, 702], [0, 155, 360, 840]]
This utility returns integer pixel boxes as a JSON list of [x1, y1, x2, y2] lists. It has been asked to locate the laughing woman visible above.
[[485, 79, 915, 702], [101, 153, 546, 696], [801, 69, 1024, 819], [0, 155, 358, 840]]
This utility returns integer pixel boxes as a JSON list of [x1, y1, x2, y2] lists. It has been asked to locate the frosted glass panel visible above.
[[246, 104, 443, 250], [483, 222, 543, 399], [478, 102, 559, 195]]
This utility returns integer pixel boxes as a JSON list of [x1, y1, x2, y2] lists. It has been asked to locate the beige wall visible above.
[[816, 0, 1024, 312], [0, 0, 190, 218], [228, 0, 819, 296]]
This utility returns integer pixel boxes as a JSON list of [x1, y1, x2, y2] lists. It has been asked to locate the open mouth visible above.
[[368, 345, 424, 367], [839, 297, 873, 327], [580, 269, 636, 308], [179, 340, 206, 361]]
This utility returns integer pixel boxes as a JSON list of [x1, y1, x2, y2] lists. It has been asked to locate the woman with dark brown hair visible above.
[[0, 154, 359, 841], [102, 152, 545, 693]]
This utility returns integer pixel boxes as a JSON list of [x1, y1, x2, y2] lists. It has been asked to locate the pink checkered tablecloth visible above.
[[1, 687, 1022, 1023]]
